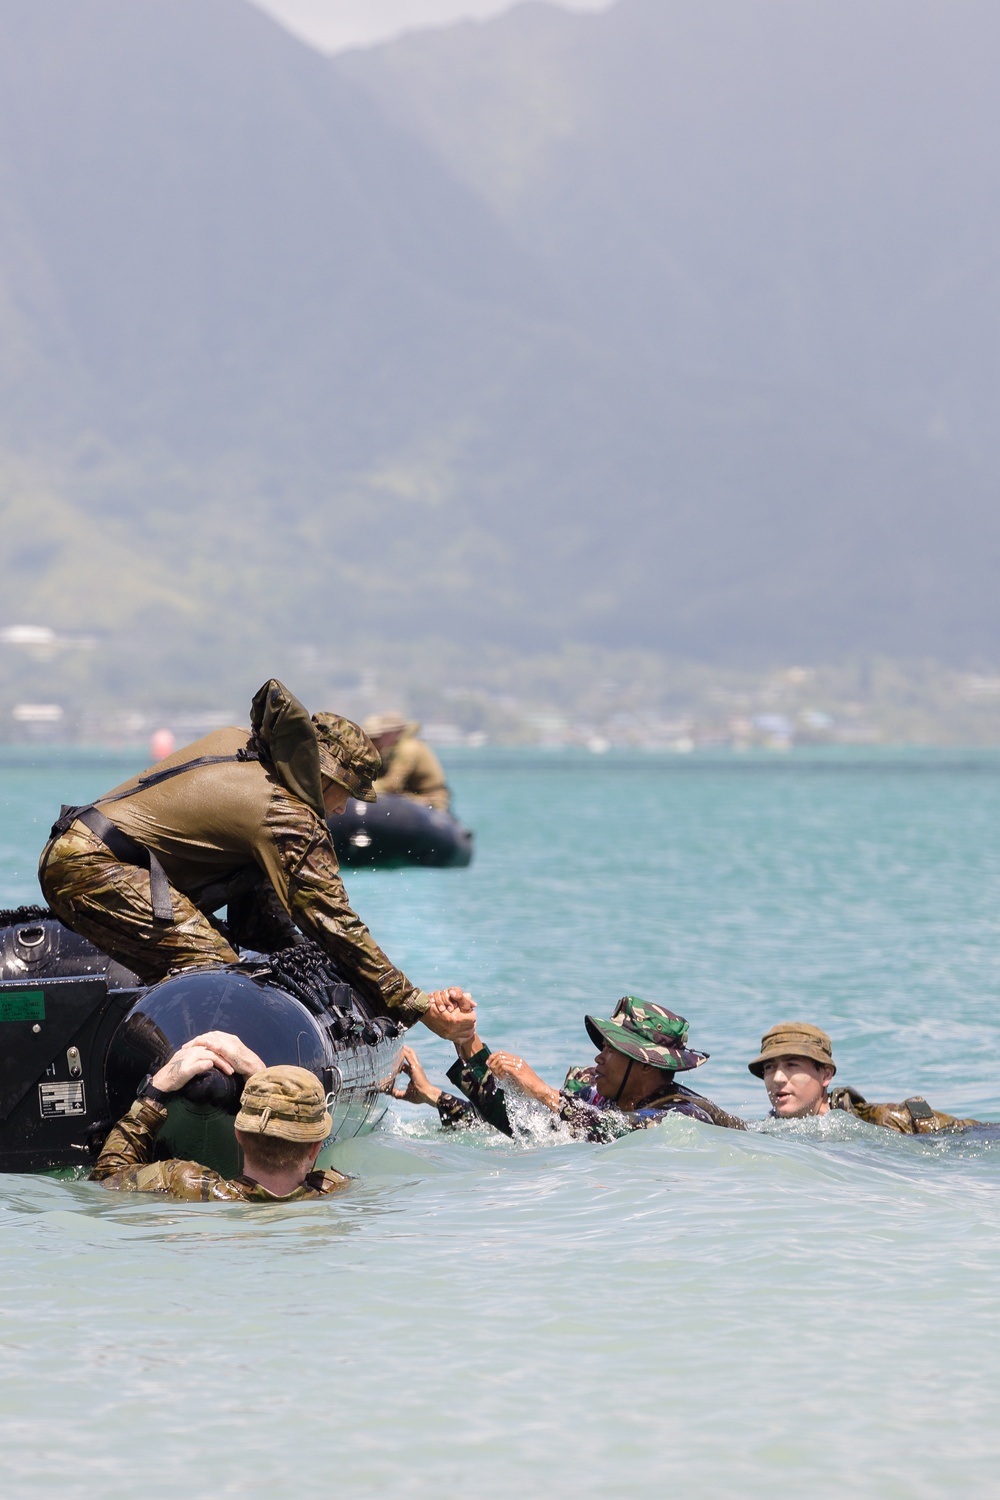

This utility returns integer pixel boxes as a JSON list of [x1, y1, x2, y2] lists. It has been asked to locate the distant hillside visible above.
[[339, 0, 1000, 465], [0, 0, 998, 722]]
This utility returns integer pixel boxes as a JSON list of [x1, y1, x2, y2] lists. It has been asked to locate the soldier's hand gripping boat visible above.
[[0, 906, 404, 1176]]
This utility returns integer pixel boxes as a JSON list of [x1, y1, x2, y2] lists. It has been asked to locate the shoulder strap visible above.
[[47, 746, 259, 848], [100, 747, 259, 808]]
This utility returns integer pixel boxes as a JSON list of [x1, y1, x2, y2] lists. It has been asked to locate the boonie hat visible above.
[[584, 996, 708, 1073], [747, 1021, 837, 1079], [312, 713, 381, 802], [234, 1065, 332, 1142], [362, 711, 412, 738]]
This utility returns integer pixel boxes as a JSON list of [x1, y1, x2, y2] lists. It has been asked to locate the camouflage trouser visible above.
[[39, 821, 238, 985]]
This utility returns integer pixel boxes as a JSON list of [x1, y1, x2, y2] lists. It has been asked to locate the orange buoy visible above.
[[150, 728, 176, 761]]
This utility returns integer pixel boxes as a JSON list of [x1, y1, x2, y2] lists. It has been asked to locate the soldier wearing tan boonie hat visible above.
[[749, 1020, 989, 1134], [92, 1034, 349, 1203], [748, 1021, 836, 1079], [235, 1065, 333, 1142], [361, 712, 450, 812]]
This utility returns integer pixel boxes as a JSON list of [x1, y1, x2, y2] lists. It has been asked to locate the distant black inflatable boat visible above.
[[328, 794, 474, 869]]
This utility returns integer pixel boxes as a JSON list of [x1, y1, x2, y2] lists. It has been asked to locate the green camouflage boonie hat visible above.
[[748, 1022, 836, 1079], [584, 996, 708, 1073], [234, 1065, 332, 1143], [312, 713, 381, 803]]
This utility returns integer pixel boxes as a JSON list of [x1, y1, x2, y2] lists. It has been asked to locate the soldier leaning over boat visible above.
[[749, 1021, 990, 1133], [38, 679, 475, 1046], [363, 713, 450, 812], [390, 996, 746, 1140]]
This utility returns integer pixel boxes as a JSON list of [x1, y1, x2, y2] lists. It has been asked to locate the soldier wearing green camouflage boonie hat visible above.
[[393, 994, 746, 1141], [584, 996, 709, 1074], [40, 681, 477, 1048]]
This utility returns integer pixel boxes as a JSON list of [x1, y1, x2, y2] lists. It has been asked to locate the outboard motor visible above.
[[0, 908, 140, 1172]]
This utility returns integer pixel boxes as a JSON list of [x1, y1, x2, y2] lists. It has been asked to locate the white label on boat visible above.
[[39, 1081, 86, 1118]]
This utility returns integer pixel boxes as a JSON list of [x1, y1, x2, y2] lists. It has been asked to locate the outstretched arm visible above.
[[486, 1052, 561, 1113], [386, 1045, 475, 1129]]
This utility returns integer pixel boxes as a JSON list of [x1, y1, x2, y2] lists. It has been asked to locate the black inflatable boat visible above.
[[329, 793, 474, 868], [0, 906, 404, 1175]]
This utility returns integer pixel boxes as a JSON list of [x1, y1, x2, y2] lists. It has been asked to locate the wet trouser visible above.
[[40, 821, 238, 985]]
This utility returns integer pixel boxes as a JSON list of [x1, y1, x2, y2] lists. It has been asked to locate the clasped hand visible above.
[[420, 987, 477, 1043]]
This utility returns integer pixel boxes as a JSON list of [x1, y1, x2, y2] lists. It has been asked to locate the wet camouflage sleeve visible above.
[[829, 1085, 984, 1134], [91, 1100, 349, 1201], [445, 1055, 745, 1141], [435, 1091, 475, 1128], [558, 1066, 747, 1141], [446, 1048, 515, 1136], [256, 787, 428, 1025]]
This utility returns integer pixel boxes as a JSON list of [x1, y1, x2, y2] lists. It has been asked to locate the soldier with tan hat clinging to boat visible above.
[[750, 1021, 986, 1133], [91, 1032, 349, 1201]]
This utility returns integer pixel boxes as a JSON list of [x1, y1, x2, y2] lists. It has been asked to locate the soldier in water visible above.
[[92, 1031, 350, 1202], [39, 679, 475, 1047], [390, 996, 746, 1141], [362, 713, 450, 812], [750, 1021, 990, 1133]]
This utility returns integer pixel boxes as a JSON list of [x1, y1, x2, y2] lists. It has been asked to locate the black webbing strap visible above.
[[45, 747, 259, 924], [611, 1058, 635, 1106], [74, 807, 175, 923]]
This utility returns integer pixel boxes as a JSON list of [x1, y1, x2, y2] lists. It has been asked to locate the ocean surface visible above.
[[2, 747, 1000, 1497]]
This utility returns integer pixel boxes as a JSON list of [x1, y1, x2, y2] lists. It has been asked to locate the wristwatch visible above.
[[136, 1074, 172, 1107]]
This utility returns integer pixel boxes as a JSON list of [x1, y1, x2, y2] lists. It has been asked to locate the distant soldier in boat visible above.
[[38, 679, 475, 1046], [389, 997, 746, 1140], [363, 713, 450, 812], [749, 1021, 989, 1133], [92, 1031, 350, 1202]]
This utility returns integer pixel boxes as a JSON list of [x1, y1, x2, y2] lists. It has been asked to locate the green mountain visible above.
[[0, 0, 998, 723]]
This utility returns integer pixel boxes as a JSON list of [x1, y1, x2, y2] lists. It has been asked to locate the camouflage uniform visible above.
[[828, 1086, 986, 1134], [444, 1049, 745, 1141], [39, 684, 428, 1024], [442, 997, 746, 1140], [91, 1099, 349, 1201], [92, 1064, 350, 1202], [368, 722, 450, 812]]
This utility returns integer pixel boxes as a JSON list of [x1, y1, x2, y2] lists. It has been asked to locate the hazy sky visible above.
[[248, 0, 614, 54]]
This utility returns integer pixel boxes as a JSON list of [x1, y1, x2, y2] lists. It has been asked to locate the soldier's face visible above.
[[322, 780, 350, 816], [594, 1043, 630, 1097], [762, 1055, 834, 1117]]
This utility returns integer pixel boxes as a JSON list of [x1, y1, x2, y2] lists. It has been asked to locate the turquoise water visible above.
[[2, 750, 1000, 1496]]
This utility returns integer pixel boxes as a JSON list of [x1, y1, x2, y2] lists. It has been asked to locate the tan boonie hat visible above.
[[312, 713, 381, 803], [234, 1065, 332, 1142], [748, 1022, 836, 1079], [362, 711, 412, 738]]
